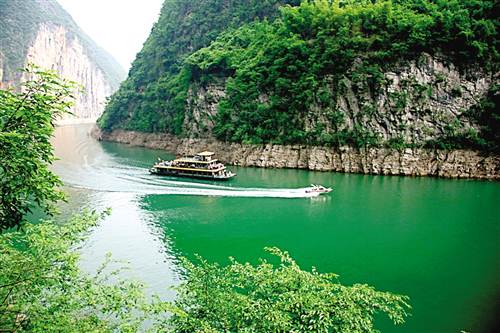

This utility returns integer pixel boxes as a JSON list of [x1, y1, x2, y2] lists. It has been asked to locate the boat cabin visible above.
[[195, 151, 215, 162]]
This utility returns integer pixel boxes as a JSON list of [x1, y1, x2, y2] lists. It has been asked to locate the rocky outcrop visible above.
[[325, 54, 492, 144], [92, 127, 500, 180], [182, 54, 494, 146], [183, 79, 226, 137], [22, 24, 114, 122], [0, 0, 124, 123]]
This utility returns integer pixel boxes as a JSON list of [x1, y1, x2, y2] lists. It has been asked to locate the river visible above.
[[51, 124, 499, 333]]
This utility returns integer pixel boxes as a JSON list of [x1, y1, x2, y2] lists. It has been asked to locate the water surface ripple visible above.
[[52, 125, 500, 333]]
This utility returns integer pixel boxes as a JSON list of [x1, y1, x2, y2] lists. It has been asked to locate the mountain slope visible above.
[[0, 0, 125, 120], [98, 0, 300, 132], [98, 0, 498, 152]]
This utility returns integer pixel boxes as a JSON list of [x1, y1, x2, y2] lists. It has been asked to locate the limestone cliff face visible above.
[[0, 0, 125, 123], [92, 127, 499, 179], [321, 54, 492, 144], [183, 54, 494, 145], [183, 78, 227, 137], [23, 24, 113, 122]]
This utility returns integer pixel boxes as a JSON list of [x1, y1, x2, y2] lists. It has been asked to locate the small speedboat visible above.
[[305, 184, 332, 194]]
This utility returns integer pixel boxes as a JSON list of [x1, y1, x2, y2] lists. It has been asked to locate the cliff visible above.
[[92, 127, 499, 179], [97, 0, 299, 133], [95, 0, 499, 177], [0, 0, 125, 122], [183, 53, 495, 144]]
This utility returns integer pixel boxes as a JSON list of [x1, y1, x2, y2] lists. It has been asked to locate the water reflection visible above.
[[77, 192, 179, 299], [53, 125, 180, 297]]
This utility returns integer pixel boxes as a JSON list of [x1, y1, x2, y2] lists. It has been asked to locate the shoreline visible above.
[[91, 127, 500, 180]]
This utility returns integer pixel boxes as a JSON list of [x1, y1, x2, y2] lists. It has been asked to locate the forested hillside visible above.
[[99, 0, 299, 133], [98, 0, 499, 152]]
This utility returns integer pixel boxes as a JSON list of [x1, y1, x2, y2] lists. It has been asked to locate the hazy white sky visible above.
[[57, 0, 164, 70]]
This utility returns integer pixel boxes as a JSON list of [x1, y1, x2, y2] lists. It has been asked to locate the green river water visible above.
[[52, 124, 499, 333]]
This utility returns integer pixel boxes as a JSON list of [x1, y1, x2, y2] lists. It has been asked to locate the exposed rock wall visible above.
[[324, 54, 492, 143], [183, 79, 226, 137], [92, 127, 500, 180], [0, 52, 5, 89], [182, 54, 494, 146], [21, 24, 114, 122]]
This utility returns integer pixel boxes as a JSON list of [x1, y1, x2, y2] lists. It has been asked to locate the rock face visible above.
[[93, 52, 499, 179], [182, 54, 494, 145], [327, 54, 492, 144], [92, 127, 500, 180], [22, 24, 114, 122], [183, 79, 227, 137], [0, 0, 125, 123]]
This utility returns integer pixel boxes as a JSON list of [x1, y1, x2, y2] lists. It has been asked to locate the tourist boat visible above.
[[150, 151, 236, 181], [305, 184, 332, 194]]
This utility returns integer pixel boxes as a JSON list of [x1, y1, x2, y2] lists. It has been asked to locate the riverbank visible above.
[[91, 127, 499, 180]]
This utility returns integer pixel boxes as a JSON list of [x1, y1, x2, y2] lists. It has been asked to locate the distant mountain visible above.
[[0, 0, 126, 121]]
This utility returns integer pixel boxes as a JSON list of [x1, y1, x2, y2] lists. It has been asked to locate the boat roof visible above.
[[174, 158, 218, 164], [196, 151, 215, 156]]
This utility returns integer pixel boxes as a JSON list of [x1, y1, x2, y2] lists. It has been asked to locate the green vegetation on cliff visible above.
[[190, 0, 498, 146], [99, 0, 299, 133], [0, 0, 125, 88], [99, 0, 498, 151]]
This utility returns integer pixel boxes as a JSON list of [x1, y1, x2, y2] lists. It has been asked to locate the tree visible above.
[[0, 210, 150, 332], [157, 248, 411, 332], [0, 68, 152, 332], [0, 65, 74, 231], [1, 67, 411, 332]]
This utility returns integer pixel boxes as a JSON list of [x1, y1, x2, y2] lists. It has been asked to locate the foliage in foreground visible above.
[[0, 213, 411, 333], [0, 210, 149, 333], [0, 66, 74, 231], [156, 248, 411, 332], [0, 69, 150, 332], [0, 205, 411, 332], [0, 67, 410, 332]]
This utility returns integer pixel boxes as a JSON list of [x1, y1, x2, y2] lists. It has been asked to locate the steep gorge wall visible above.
[[183, 54, 494, 145], [0, 0, 124, 123], [92, 127, 499, 180], [22, 24, 114, 123], [93, 53, 499, 179]]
